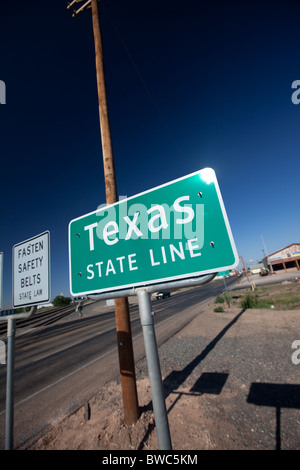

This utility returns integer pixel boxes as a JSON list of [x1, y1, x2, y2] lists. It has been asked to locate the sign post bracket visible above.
[[88, 273, 217, 301]]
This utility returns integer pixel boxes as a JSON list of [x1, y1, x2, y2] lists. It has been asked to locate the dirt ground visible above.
[[27, 282, 300, 451]]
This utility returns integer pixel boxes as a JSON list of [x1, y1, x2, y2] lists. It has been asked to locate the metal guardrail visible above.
[[0, 303, 81, 337]]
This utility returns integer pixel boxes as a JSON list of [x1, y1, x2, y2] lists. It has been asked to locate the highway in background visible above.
[[0, 276, 237, 449]]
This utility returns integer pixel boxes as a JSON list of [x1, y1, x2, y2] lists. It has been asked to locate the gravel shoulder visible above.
[[26, 289, 300, 451]]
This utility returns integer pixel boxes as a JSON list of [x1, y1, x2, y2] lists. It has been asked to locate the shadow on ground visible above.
[[247, 382, 300, 450], [138, 309, 245, 449]]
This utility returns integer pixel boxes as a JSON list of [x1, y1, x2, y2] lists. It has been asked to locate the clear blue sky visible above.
[[1, 0, 299, 308]]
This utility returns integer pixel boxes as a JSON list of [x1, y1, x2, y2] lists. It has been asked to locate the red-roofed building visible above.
[[263, 243, 300, 273]]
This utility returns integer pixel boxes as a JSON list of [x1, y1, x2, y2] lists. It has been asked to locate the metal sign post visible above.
[[88, 272, 216, 450], [0, 231, 51, 449], [5, 316, 16, 450], [1, 306, 37, 450], [137, 289, 172, 450]]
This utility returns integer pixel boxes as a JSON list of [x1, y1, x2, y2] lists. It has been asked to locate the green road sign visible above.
[[68, 168, 238, 296]]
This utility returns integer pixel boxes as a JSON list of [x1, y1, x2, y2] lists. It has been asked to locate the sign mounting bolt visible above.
[[198, 192, 203, 198], [77, 272, 82, 277], [210, 241, 215, 248]]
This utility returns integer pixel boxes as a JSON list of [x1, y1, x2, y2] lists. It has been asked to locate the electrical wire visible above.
[[101, 0, 184, 157]]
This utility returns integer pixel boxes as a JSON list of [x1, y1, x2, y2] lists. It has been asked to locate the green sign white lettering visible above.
[[68, 168, 238, 296]]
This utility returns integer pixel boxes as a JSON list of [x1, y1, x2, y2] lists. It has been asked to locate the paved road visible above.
[[0, 277, 236, 449], [232, 271, 300, 290]]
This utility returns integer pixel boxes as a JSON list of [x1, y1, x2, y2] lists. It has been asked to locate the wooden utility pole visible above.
[[240, 255, 250, 283], [67, 0, 139, 425]]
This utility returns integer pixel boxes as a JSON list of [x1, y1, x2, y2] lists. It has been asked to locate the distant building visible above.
[[263, 243, 300, 273], [250, 263, 264, 275]]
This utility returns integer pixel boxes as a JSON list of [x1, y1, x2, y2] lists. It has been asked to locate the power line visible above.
[[101, 0, 184, 156]]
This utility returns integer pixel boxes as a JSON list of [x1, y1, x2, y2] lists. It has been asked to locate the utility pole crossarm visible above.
[[67, 0, 94, 18]]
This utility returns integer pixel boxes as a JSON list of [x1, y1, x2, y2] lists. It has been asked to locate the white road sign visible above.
[[13, 231, 50, 308]]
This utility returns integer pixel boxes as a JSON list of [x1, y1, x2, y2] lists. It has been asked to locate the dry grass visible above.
[[229, 281, 300, 310]]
